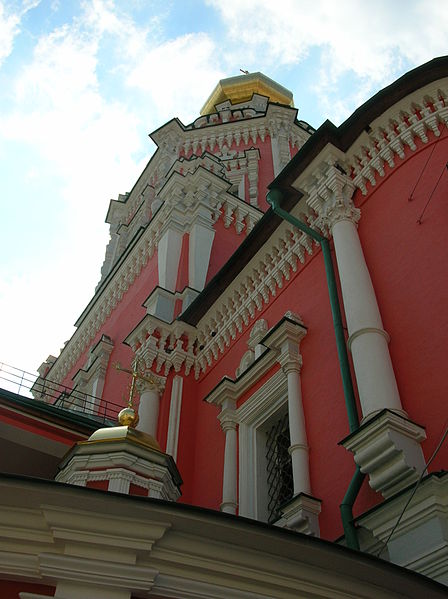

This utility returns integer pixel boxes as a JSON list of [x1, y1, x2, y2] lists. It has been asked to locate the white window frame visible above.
[[237, 369, 287, 521]]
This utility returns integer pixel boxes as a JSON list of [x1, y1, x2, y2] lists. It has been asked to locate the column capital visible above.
[[136, 371, 166, 396], [218, 408, 238, 433], [307, 164, 360, 230], [279, 352, 303, 375]]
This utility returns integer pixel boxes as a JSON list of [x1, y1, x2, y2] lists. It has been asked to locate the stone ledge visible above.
[[274, 493, 322, 537], [357, 472, 448, 585], [340, 409, 426, 499]]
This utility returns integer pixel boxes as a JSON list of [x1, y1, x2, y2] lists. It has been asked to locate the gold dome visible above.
[[118, 406, 139, 427], [87, 425, 161, 451], [200, 72, 294, 115]]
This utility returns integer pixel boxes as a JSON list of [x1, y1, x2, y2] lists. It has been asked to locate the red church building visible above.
[[0, 57, 447, 598]]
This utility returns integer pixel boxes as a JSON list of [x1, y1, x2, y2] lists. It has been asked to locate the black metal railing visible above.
[[0, 361, 124, 425], [265, 413, 294, 523]]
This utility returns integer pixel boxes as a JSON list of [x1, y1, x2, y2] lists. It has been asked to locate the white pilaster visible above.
[[313, 165, 426, 499], [188, 216, 215, 291], [218, 400, 238, 515], [158, 227, 183, 292], [271, 136, 281, 177], [166, 375, 183, 460]]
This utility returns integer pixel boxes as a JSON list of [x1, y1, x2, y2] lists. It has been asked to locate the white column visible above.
[[136, 382, 161, 439], [324, 168, 405, 421], [218, 400, 238, 515], [332, 218, 403, 420], [264, 314, 311, 498], [282, 357, 311, 496]]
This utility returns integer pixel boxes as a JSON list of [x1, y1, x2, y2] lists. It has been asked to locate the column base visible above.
[[357, 472, 448, 585], [220, 501, 237, 514], [274, 493, 322, 537], [340, 409, 426, 499]]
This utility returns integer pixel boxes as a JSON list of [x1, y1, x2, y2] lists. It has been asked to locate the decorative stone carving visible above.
[[235, 349, 255, 378]]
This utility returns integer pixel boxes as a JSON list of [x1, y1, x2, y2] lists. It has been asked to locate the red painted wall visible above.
[[206, 219, 243, 285], [86, 479, 109, 491], [354, 130, 448, 473], [0, 581, 55, 598]]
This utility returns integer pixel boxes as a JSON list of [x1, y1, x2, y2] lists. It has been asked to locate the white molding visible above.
[[293, 80, 448, 201], [39, 100, 311, 387], [56, 440, 181, 501]]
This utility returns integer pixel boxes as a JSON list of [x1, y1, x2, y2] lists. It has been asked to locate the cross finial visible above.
[[113, 359, 155, 408]]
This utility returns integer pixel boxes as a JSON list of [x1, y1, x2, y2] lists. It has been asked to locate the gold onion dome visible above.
[[200, 71, 294, 115], [118, 406, 139, 427]]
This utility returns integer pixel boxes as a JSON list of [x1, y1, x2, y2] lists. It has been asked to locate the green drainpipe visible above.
[[266, 188, 365, 550]]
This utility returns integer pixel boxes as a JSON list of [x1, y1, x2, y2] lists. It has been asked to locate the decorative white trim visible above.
[[294, 81, 448, 204], [44, 166, 264, 386], [56, 441, 181, 501]]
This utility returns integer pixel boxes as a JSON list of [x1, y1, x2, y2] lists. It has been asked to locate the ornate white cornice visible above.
[[44, 169, 263, 386], [293, 80, 448, 225], [127, 214, 319, 381]]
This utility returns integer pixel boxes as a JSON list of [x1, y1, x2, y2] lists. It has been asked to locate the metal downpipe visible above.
[[266, 188, 364, 549]]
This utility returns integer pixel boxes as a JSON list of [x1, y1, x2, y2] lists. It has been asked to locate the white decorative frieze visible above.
[[344, 83, 447, 196]]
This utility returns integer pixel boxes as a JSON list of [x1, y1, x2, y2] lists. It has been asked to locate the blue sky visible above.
[[1, 0, 447, 379]]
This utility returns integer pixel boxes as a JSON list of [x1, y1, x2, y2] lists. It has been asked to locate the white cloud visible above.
[[207, 0, 448, 121], [0, 0, 40, 67], [126, 33, 225, 124], [0, 0, 226, 374]]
